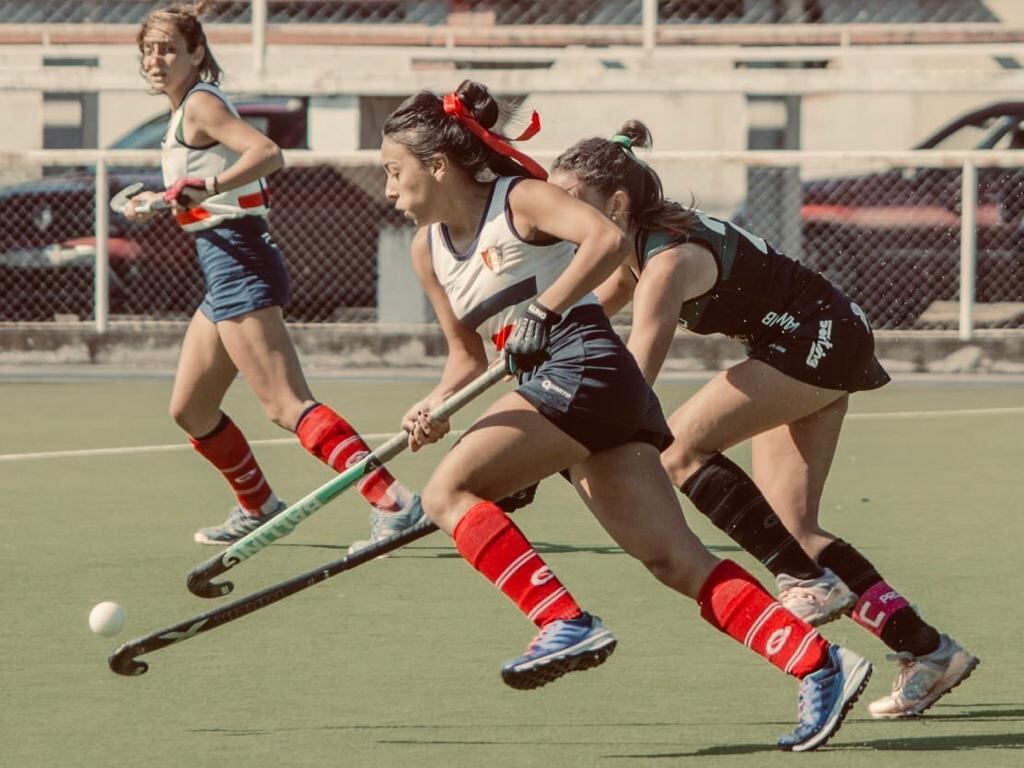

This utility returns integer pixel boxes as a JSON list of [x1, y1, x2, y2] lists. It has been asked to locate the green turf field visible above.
[[1, 375, 1022, 767]]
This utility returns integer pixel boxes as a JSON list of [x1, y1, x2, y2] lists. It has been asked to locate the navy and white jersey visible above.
[[636, 212, 835, 345], [162, 82, 271, 232], [429, 176, 599, 354]]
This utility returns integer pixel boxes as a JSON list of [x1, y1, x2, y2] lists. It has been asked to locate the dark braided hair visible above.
[[553, 119, 698, 244], [137, 1, 222, 85], [382, 79, 529, 180]]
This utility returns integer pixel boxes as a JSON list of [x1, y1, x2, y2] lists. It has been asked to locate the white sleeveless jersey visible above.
[[429, 176, 599, 353], [161, 82, 271, 232]]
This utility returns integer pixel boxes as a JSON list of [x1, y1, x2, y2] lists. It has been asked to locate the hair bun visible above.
[[455, 79, 499, 130], [617, 119, 652, 150]]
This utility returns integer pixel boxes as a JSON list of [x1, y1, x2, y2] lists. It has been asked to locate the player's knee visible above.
[[789, 522, 829, 550], [636, 548, 704, 596], [169, 402, 199, 433], [661, 440, 713, 488], [263, 406, 293, 432], [419, 480, 462, 530], [261, 399, 304, 432]]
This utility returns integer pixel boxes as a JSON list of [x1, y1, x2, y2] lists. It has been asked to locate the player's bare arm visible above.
[[507, 179, 630, 314], [594, 263, 637, 317], [627, 242, 718, 383], [627, 247, 693, 385], [185, 90, 283, 191]]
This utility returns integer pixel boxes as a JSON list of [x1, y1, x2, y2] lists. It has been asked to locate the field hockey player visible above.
[[550, 119, 979, 720], [380, 78, 873, 752], [122, 1, 424, 547]]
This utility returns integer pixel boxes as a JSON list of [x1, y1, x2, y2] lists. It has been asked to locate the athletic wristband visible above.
[[205, 176, 219, 195], [525, 301, 561, 327]]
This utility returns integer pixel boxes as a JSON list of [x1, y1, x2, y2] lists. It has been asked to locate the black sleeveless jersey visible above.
[[635, 212, 835, 345]]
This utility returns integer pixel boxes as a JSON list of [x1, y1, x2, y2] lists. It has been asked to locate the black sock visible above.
[[681, 453, 822, 580], [818, 539, 941, 656]]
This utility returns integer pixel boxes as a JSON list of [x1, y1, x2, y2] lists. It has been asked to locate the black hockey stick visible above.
[[109, 518, 439, 676]]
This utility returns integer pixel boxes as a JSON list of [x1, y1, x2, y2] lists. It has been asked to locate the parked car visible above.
[[0, 96, 402, 322], [794, 101, 1023, 328]]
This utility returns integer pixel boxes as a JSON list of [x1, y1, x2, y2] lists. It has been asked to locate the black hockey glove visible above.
[[504, 301, 561, 375]]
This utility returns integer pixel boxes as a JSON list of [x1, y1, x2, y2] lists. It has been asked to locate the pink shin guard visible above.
[[850, 581, 911, 637]]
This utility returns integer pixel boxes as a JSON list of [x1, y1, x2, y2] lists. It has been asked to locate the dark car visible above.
[[0, 96, 401, 322], [794, 101, 1024, 328]]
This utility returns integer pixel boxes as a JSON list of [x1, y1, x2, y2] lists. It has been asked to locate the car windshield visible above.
[[109, 116, 169, 149], [108, 114, 271, 149], [926, 116, 999, 151]]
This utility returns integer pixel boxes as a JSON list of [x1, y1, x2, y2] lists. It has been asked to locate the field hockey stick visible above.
[[109, 182, 170, 215], [186, 360, 506, 599], [109, 518, 439, 677]]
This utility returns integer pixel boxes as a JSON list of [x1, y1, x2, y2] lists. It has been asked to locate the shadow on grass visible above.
[[190, 710, 1024, 754], [274, 540, 744, 558], [606, 708, 1024, 758], [606, 730, 1024, 759]]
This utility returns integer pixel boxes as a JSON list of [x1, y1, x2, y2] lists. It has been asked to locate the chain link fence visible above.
[[1, 149, 1021, 333], [0, 154, 400, 323], [0, 0, 1005, 28]]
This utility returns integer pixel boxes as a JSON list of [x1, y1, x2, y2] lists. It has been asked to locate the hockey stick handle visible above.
[[110, 519, 439, 676], [186, 360, 506, 598]]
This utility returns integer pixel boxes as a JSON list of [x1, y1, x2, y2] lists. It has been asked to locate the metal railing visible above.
[[2, 1, 1023, 59]]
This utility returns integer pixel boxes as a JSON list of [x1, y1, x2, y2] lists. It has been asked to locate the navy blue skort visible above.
[[194, 216, 290, 322], [515, 304, 673, 455]]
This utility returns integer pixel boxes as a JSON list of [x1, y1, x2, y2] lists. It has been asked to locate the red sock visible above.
[[190, 415, 273, 515], [453, 501, 582, 627], [698, 559, 828, 678], [296, 404, 411, 513]]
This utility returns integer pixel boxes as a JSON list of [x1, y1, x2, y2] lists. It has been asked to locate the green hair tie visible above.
[[610, 134, 635, 153], [610, 133, 649, 168]]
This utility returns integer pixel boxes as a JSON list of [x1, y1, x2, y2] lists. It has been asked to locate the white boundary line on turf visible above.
[[846, 405, 1024, 421], [1, 405, 1022, 463]]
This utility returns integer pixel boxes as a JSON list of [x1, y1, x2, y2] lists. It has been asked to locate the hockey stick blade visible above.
[[109, 519, 439, 676], [186, 361, 506, 598], [110, 182, 169, 215]]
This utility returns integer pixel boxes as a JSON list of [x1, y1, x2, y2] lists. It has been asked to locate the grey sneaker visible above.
[[193, 500, 288, 546], [347, 495, 425, 555], [867, 634, 979, 718], [777, 568, 857, 626]]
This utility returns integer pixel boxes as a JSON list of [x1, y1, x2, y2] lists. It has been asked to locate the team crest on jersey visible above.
[[480, 246, 504, 273]]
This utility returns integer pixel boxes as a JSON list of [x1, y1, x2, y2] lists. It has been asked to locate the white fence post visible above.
[[94, 156, 110, 334], [252, 0, 267, 77], [959, 160, 978, 341], [642, 0, 657, 53]]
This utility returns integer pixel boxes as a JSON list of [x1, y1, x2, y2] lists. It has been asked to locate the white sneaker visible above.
[[777, 568, 857, 626], [868, 634, 979, 719], [347, 495, 425, 556]]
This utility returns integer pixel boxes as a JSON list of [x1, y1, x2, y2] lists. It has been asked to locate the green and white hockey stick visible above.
[[186, 361, 506, 598]]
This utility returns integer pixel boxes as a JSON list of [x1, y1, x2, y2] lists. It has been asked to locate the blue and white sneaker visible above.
[[347, 495, 425, 555], [778, 645, 872, 752], [193, 500, 288, 546], [501, 612, 617, 690]]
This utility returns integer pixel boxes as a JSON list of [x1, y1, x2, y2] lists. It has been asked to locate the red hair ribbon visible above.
[[443, 92, 548, 180]]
